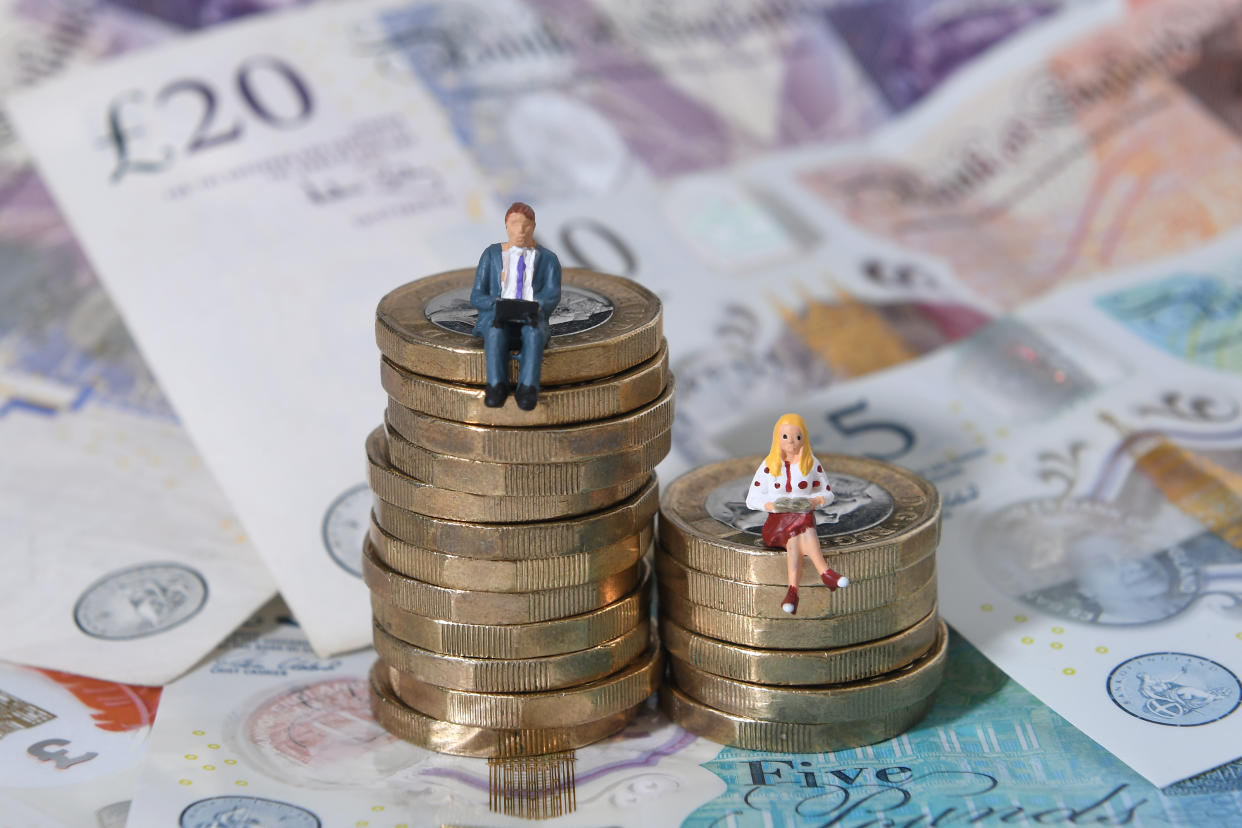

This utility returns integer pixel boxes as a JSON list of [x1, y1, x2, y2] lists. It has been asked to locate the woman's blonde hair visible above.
[[764, 413, 813, 477]]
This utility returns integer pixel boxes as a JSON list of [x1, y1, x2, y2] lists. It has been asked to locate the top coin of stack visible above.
[[656, 443, 945, 753], [364, 265, 670, 757]]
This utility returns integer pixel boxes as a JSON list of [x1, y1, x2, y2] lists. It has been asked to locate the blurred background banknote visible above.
[[5, 0, 1242, 822], [0, 0, 276, 688]]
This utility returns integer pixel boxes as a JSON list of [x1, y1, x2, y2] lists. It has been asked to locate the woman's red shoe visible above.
[[821, 569, 849, 591], [781, 585, 799, 614]]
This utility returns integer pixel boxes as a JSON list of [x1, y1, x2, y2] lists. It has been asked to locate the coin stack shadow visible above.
[[363, 268, 670, 763], [656, 455, 947, 752]]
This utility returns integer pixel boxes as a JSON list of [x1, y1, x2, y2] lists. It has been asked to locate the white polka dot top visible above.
[[745, 454, 834, 511]]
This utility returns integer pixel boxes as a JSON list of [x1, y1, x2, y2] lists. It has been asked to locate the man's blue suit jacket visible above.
[[469, 243, 562, 338]]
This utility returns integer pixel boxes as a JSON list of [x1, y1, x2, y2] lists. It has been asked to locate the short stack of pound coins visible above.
[[656, 455, 946, 752], [364, 268, 670, 757]]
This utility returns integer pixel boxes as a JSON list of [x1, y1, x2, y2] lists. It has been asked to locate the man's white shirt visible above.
[[501, 246, 537, 300]]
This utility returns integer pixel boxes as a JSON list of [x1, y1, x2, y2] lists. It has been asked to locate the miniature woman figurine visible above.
[[746, 413, 849, 614]]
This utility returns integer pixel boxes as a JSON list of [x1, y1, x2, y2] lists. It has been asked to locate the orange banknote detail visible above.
[[35, 668, 161, 732], [800, 0, 1242, 309]]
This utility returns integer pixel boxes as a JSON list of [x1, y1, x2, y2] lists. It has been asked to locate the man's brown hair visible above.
[[505, 201, 535, 222]]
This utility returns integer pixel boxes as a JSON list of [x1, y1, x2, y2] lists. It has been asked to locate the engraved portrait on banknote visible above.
[[424, 284, 613, 337], [973, 413, 1242, 626], [73, 562, 208, 639]]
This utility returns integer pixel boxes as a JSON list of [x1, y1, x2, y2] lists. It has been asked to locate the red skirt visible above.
[[762, 512, 816, 548]]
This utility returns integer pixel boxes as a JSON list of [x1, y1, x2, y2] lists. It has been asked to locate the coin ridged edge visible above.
[[373, 476, 659, 559], [660, 682, 936, 753], [379, 341, 669, 427], [385, 416, 671, 496], [387, 381, 675, 463], [369, 515, 649, 591], [669, 620, 948, 723], [659, 515, 939, 584], [386, 645, 663, 728], [375, 269, 664, 386], [658, 454, 941, 581], [372, 565, 652, 658], [366, 427, 644, 521], [660, 608, 939, 686], [660, 576, 938, 649], [375, 618, 650, 692], [656, 547, 937, 619], [363, 538, 640, 623], [370, 662, 638, 757]]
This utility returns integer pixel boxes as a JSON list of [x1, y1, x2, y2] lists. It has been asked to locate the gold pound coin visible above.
[[660, 682, 935, 753], [366, 427, 645, 521], [660, 577, 938, 649], [375, 618, 649, 692], [659, 455, 939, 583], [372, 562, 651, 658], [371, 662, 638, 757], [363, 538, 640, 624], [379, 341, 669, 427], [372, 476, 658, 560], [669, 620, 948, 723], [660, 608, 939, 686], [387, 380, 675, 463], [385, 645, 662, 729], [369, 514, 649, 591], [655, 548, 935, 619], [384, 415, 671, 496], [376, 269, 663, 386]]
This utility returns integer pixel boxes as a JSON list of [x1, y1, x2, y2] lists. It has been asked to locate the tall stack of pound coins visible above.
[[656, 455, 946, 752], [364, 268, 670, 757]]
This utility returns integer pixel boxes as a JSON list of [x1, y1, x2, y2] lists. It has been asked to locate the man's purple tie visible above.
[[516, 253, 526, 300]]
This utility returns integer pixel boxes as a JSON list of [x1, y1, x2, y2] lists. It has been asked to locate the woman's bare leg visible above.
[[796, 528, 831, 575], [796, 527, 848, 589], [785, 541, 802, 588]]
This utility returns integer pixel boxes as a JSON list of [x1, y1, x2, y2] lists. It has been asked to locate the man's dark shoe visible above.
[[484, 383, 509, 408], [514, 384, 539, 411]]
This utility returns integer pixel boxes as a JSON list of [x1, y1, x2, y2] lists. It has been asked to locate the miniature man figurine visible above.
[[470, 202, 562, 411], [746, 413, 849, 614]]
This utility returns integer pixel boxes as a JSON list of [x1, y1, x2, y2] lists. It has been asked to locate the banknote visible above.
[[8, 0, 502, 656], [793, 0, 1242, 311], [0, 0, 277, 683], [704, 236, 1242, 787], [0, 660, 159, 828], [124, 599, 1242, 827]]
